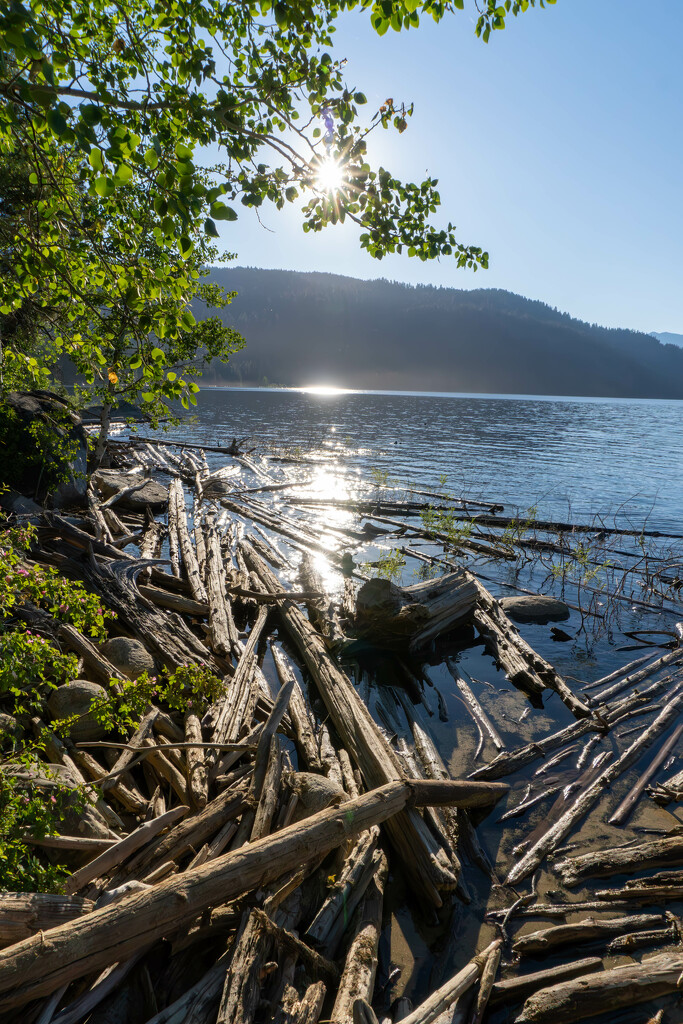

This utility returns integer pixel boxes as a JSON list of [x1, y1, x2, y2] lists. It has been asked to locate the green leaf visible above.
[[174, 142, 193, 160], [89, 148, 104, 172], [46, 109, 68, 137], [204, 217, 219, 237], [94, 176, 115, 198], [114, 164, 133, 185], [210, 202, 238, 221], [144, 148, 159, 169], [81, 104, 102, 125], [354, 92, 367, 104]]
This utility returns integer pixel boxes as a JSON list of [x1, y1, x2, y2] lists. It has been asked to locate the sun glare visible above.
[[315, 157, 345, 195]]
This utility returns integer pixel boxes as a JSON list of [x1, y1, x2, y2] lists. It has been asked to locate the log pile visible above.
[[2, 436, 683, 1023]]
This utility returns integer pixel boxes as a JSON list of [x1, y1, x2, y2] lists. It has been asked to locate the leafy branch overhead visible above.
[[0, 0, 552, 421]]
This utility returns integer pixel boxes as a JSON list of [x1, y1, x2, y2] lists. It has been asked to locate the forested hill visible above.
[[196, 267, 683, 398]]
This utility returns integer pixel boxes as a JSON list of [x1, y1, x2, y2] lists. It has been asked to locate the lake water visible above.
[[166, 387, 683, 536]]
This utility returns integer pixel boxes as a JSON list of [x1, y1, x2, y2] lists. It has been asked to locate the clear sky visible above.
[[217, 0, 683, 335]]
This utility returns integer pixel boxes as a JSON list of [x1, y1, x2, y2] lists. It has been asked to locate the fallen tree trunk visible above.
[[0, 778, 507, 1010], [488, 958, 603, 1008]]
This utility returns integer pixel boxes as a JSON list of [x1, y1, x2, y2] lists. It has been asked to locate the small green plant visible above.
[[551, 540, 612, 589], [0, 524, 113, 639], [0, 751, 86, 892], [413, 561, 440, 581], [85, 664, 224, 735], [0, 629, 79, 718], [420, 505, 473, 548], [501, 505, 538, 550], [370, 466, 390, 489], [361, 548, 406, 583]]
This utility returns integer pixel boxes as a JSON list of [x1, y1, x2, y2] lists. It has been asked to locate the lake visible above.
[[164, 387, 683, 535]]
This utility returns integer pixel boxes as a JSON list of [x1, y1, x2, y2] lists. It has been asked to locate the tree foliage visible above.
[[0, 0, 554, 416]]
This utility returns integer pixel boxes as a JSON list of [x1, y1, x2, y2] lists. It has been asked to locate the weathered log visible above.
[[512, 914, 665, 955], [204, 511, 240, 657], [210, 605, 270, 751], [514, 952, 683, 1023], [555, 834, 683, 887], [0, 894, 93, 947], [330, 850, 388, 1023], [65, 805, 189, 895], [352, 573, 477, 651], [57, 623, 120, 686], [170, 477, 208, 602], [398, 940, 500, 1024], [185, 710, 209, 809], [446, 660, 505, 752], [468, 939, 502, 1024], [506, 686, 683, 884], [272, 645, 324, 773], [471, 576, 590, 718], [100, 706, 158, 796], [216, 909, 271, 1024], [0, 779, 507, 1009], [488, 958, 603, 1008], [306, 829, 379, 950], [138, 583, 209, 616], [609, 722, 683, 826], [48, 949, 146, 1024]]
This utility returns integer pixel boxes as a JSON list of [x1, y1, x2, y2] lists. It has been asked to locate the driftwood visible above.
[[514, 952, 683, 1023], [0, 894, 93, 947], [330, 850, 388, 1024], [468, 939, 502, 1024], [242, 541, 469, 907], [512, 914, 665, 954], [555, 834, 683, 886], [352, 573, 477, 651], [608, 721, 683, 825], [488, 958, 603, 1007], [506, 686, 683, 884], [446, 659, 505, 752], [398, 940, 500, 1024], [0, 779, 507, 1010]]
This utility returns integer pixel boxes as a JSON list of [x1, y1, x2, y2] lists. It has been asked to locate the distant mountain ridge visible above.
[[651, 331, 683, 348], [194, 267, 683, 399]]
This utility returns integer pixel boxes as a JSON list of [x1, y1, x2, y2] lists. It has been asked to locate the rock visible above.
[[47, 680, 108, 741], [0, 713, 23, 744], [1, 390, 88, 506], [99, 636, 155, 680], [500, 594, 571, 624], [0, 488, 43, 516], [92, 469, 168, 510], [288, 771, 348, 821]]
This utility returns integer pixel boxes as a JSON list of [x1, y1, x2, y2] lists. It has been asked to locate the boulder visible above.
[[92, 469, 168, 510], [288, 771, 348, 821], [0, 391, 88, 506], [99, 636, 155, 680], [500, 594, 570, 624], [47, 680, 108, 741]]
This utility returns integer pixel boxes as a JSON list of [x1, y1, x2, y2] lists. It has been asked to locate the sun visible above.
[[314, 156, 345, 195]]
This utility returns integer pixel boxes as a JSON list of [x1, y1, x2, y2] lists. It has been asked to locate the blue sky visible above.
[[218, 1, 683, 335]]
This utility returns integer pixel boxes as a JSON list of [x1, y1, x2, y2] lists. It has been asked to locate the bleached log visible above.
[[555, 834, 683, 887]]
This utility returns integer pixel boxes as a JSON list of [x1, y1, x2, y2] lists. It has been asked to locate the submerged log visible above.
[[506, 686, 683, 884]]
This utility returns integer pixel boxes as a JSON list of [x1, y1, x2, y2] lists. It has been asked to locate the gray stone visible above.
[[92, 469, 168, 510], [47, 680, 108, 741], [500, 594, 571, 624], [288, 771, 348, 821], [99, 636, 155, 680], [0, 489, 43, 516], [0, 713, 23, 744]]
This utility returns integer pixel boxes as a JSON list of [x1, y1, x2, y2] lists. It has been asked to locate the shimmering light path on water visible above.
[[164, 389, 683, 536]]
